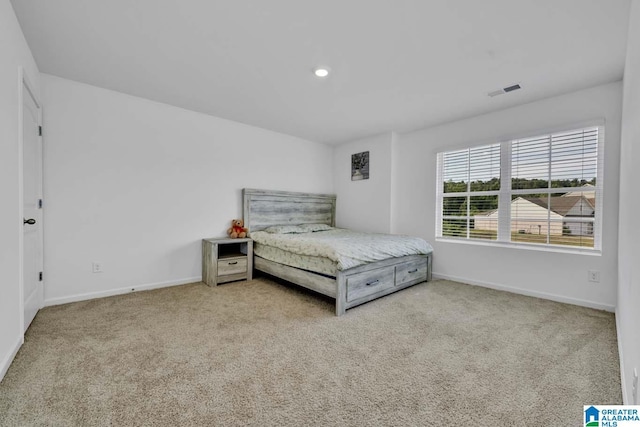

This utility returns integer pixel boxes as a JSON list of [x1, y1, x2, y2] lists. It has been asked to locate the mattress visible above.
[[250, 228, 433, 273], [254, 243, 338, 276]]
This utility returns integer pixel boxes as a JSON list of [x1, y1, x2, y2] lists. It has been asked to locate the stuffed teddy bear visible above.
[[227, 219, 248, 239]]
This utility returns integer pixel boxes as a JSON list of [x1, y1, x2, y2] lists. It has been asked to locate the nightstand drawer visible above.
[[217, 257, 247, 276], [346, 266, 395, 303]]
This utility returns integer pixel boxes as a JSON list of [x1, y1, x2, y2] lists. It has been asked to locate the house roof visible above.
[[475, 208, 497, 216], [523, 196, 593, 216], [561, 183, 596, 198], [474, 194, 595, 217]]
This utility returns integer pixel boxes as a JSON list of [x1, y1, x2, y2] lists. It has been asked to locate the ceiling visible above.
[[11, 0, 631, 145]]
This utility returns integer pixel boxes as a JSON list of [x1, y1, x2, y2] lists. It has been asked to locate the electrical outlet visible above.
[[632, 368, 638, 404], [92, 262, 103, 273], [588, 270, 600, 283]]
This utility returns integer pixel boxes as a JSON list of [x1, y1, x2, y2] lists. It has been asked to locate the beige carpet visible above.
[[0, 278, 621, 426]]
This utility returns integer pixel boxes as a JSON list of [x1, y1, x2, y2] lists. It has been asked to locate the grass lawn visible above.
[[445, 229, 595, 248], [512, 232, 594, 247]]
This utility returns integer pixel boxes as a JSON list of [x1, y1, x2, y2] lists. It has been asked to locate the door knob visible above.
[[23, 218, 36, 225]]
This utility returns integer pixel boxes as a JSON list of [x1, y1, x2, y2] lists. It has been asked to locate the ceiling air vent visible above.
[[488, 83, 522, 97]]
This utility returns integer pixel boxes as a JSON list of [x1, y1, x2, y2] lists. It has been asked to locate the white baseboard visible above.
[[0, 334, 24, 383], [432, 272, 615, 312], [43, 276, 202, 307], [616, 308, 628, 404]]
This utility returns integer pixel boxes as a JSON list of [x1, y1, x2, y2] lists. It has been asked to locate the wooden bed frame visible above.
[[243, 188, 432, 315]]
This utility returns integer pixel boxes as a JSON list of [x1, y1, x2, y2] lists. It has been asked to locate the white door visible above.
[[22, 81, 43, 332]]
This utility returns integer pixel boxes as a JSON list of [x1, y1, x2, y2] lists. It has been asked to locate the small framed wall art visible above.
[[351, 151, 370, 181]]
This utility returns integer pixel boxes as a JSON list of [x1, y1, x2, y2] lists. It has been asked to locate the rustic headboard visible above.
[[243, 189, 337, 232]]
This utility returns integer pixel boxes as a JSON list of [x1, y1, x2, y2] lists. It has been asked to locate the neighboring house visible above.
[[561, 183, 595, 199], [474, 195, 594, 236]]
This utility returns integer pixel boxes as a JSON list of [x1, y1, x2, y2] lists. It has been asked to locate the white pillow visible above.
[[298, 223, 334, 232], [263, 225, 307, 234]]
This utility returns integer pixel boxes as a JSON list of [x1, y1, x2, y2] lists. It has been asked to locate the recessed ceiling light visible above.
[[313, 67, 330, 78]]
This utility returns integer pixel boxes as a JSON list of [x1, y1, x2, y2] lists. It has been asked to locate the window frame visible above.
[[435, 122, 605, 255], [438, 144, 501, 240]]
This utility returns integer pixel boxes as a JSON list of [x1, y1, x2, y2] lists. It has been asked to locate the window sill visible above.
[[435, 237, 602, 256]]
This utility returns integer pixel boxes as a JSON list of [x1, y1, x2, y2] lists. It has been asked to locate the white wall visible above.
[[333, 132, 393, 233], [392, 82, 622, 311], [617, 0, 640, 405], [41, 74, 333, 304], [0, 0, 40, 380]]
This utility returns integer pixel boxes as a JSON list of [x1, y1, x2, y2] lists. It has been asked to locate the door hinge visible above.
[[38, 199, 43, 209], [39, 272, 43, 281], [38, 126, 42, 136]]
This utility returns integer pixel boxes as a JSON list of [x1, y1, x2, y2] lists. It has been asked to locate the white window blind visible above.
[[436, 125, 603, 252], [439, 144, 500, 240]]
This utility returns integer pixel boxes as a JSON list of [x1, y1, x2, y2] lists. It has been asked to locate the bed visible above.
[[243, 189, 433, 315]]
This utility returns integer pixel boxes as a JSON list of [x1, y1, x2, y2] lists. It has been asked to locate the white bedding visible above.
[[250, 228, 433, 271], [254, 243, 338, 276]]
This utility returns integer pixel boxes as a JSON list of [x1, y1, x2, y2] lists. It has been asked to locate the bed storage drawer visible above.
[[217, 257, 248, 276], [346, 266, 395, 302], [395, 259, 428, 287]]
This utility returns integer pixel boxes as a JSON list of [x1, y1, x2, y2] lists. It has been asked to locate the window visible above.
[[440, 144, 501, 240], [436, 125, 603, 252]]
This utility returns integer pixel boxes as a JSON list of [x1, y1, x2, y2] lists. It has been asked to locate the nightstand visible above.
[[202, 237, 253, 286]]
